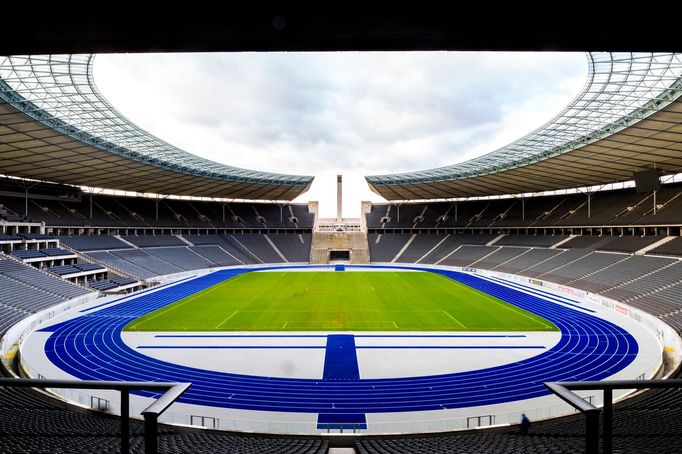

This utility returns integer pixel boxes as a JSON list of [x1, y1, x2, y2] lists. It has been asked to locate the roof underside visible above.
[[368, 99, 682, 199], [368, 53, 682, 200], [0, 55, 313, 200]]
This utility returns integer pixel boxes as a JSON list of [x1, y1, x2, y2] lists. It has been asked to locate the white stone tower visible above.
[[336, 174, 342, 222]]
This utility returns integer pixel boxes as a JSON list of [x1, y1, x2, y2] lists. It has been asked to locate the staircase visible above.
[[310, 232, 370, 264]]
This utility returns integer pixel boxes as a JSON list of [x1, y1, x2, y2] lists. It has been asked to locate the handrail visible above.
[[545, 379, 682, 454], [0, 378, 191, 454]]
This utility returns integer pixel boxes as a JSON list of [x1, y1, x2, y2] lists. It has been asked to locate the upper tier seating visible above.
[[366, 182, 682, 229]]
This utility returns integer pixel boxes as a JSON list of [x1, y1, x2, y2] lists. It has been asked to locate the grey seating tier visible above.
[[267, 233, 312, 262], [110, 249, 185, 275], [368, 233, 412, 262], [59, 235, 130, 251], [236, 234, 284, 263], [539, 252, 627, 284], [494, 249, 562, 274], [145, 247, 215, 271], [0, 257, 90, 300], [440, 245, 498, 267], [122, 235, 186, 248], [648, 237, 682, 257], [189, 246, 242, 266], [395, 234, 448, 263]]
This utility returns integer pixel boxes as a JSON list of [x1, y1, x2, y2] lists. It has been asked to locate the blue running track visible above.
[[39, 266, 639, 418]]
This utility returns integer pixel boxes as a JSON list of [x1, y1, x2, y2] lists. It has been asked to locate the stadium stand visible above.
[[0, 185, 314, 231], [123, 235, 186, 248], [365, 183, 682, 230], [648, 237, 682, 257], [356, 386, 682, 453], [472, 247, 529, 269], [54, 233, 313, 280], [417, 234, 497, 264], [110, 249, 185, 276], [495, 234, 569, 247], [493, 249, 563, 274], [59, 235, 131, 251], [11, 249, 45, 260], [0, 376, 329, 453], [570, 256, 675, 293], [598, 236, 663, 253], [48, 265, 81, 276], [268, 233, 313, 262], [145, 247, 216, 270], [439, 245, 500, 267], [87, 251, 159, 280], [0, 256, 91, 301], [520, 248, 592, 278], [539, 252, 629, 284], [395, 233, 448, 263], [189, 245, 242, 266], [235, 234, 286, 263], [367, 233, 413, 262]]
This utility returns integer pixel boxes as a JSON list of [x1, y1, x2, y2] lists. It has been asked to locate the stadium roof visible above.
[[367, 53, 682, 200], [0, 55, 313, 200]]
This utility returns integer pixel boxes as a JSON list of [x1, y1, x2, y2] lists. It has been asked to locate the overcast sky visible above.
[[94, 52, 586, 217]]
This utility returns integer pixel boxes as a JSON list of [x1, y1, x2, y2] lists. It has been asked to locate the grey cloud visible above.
[[95, 52, 586, 177]]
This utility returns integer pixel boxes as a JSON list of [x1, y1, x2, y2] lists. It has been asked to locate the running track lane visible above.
[[39, 266, 639, 415]]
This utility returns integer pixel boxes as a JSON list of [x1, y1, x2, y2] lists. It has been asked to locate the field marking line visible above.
[[443, 311, 466, 328], [476, 291, 555, 330], [215, 311, 239, 329], [132, 274, 248, 325], [283, 321, 288, 329], [392, 321, 398, 329]]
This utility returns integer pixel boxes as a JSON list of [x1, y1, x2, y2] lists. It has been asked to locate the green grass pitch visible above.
[[125, 271, 557, 332]]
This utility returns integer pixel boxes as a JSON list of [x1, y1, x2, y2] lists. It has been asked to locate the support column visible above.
[[143, 413, 158, 454], [585, 409, 600, 454], [121, 390, 129, 454], [603, 388, 613, 454]]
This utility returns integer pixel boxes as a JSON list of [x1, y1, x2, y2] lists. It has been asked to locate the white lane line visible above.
[[443, 311, 466, 328], [477, 292, 554, 330], [216, 311, 238, 329]]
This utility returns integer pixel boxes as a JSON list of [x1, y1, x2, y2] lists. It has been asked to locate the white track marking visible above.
[[478, 292, 554, 329], [136, 274, 247, 325], [443, 311, 466, 328], [216, 311, 239, 329]]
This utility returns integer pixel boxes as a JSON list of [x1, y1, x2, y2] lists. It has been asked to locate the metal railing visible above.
[[545, 379, 682, 454], [0, 378, 190, 454]]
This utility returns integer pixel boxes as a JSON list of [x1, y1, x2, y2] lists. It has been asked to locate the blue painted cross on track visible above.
[[318, 334, 366, 430]]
